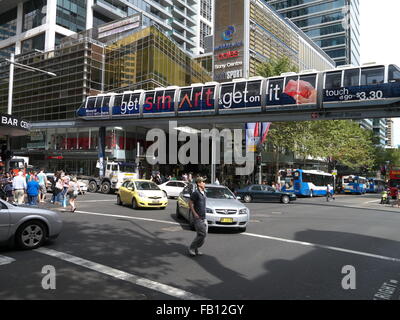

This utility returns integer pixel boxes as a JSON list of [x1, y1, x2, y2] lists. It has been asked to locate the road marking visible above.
[[242, 233, 400, 263], [74, 210, 400, 263], [35, 248, 208, 300], [75, 210, 183, 226], [363, 200, 380, 204], [0, 255, 15, 266]]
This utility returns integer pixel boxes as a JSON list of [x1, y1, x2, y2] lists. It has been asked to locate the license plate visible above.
[[152, 201, 160, 204], [220, 218, 233, 223]]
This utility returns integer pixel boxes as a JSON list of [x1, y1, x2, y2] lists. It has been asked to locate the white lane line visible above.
[[75, 210, 183, 226], [0, 255, 15, 266], [74, 210, 400, 263], [35, 248, 208, 300], [243, 233, 400, 263]]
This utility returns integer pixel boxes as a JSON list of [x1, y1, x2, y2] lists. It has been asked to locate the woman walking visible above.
[[68, 177, 81, 212]]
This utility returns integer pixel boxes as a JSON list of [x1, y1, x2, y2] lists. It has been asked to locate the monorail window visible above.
[[234, 81, 246, 94], [300, 74, 317, 88], [343, 68, 360, 87], [180, 88, 192, 101], [95, 96, 104, 108], [389, 65, 400, 83], [122, 93, 131, 106], [325, 72, 342, 89], [247, 81, 262, 96], [113, 94, 123, 107], [361, 67, 385, 85], [103, 95, 111, 107], [86, 97, 96, 109]]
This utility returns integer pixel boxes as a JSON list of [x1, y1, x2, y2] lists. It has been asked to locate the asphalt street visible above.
[[1, 192, 400, 300]]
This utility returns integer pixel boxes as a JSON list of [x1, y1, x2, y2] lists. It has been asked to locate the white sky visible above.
[[360, 0, 400, 147]]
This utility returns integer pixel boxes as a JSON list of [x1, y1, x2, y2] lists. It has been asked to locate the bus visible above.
[[388, 170, 400, 198], [366, 178, 386, 193], [342, 175, 367, 194], [293, 169, 334, 197]]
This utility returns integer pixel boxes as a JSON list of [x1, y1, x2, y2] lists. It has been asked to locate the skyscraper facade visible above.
[[0, 0, 212, 58], [267, 0, 360, 67]]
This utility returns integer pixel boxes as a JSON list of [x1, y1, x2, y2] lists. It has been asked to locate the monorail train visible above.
[[76, 63, 400, 119]]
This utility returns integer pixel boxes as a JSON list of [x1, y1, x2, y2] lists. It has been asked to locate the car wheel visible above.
[[88, 181, 98, 193], [16, 220, 47, 250], [132, 198, 137, 209], [243, 195, 252, 203], [101, 181, 112, 194], [117, 195, 122, 206], [281, 195, 290, 204]]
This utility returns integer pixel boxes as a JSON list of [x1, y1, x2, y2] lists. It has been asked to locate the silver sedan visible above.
[[0, 199, 63, 250], [176, 184, 250, 232]]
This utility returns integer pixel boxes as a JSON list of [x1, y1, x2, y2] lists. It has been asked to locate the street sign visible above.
[[332, 170, 337, 176]]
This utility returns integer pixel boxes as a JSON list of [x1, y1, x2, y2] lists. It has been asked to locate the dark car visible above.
[[235, 185, 297, 204]]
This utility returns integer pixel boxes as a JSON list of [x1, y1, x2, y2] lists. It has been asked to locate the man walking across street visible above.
[[12, 171, 26, 205], [37, 169, 47, 203], [188, 177, 208, 257]]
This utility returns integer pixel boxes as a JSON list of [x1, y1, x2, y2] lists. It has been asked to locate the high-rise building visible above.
[[386, 119, 394, 148], [267, 0, 360, 67], [0, 0, 212, 58]]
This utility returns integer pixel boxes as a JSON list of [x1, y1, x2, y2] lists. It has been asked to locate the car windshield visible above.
[[135, 181, 160, 190], [205, 187, 235, 199], [119, 165, 137, 173]]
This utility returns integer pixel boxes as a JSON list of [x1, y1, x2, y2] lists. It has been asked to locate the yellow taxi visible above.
[[117, 179, 168, 209]]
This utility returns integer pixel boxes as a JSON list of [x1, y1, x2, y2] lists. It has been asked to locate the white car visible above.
[[159, 180, 188, 198]]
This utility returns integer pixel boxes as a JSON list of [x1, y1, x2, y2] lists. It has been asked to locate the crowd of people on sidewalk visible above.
[[0, 169, 82, 212]]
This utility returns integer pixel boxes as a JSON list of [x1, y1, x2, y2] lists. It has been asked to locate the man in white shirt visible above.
[[13, 171, 27, 204], [37, 169, 48, 203]]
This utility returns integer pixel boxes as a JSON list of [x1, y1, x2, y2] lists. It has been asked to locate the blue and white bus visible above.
[[366, 178, 386, 193], [293, 169, 334, 197], [342, 175, 367, 194]]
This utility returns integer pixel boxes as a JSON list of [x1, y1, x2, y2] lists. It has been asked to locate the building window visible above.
[[201, 0, 212, 22], [0, 8, 17, 41], [200, 21, 211, 49], [21, 33, 45, 53], [56, 0, 86, 33], [23, 0, 47, 32]]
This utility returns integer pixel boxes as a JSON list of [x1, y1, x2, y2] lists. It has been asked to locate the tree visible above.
[[256, 56, 298, 78]]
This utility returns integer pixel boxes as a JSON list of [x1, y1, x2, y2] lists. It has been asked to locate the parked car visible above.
[[45, 173, 87, 194], [0, 199, 63, 249], [176, 184, 250, 232], [235, 184, 297, 204], [159, 180, 188, 198], [117, 179, 168, 209]]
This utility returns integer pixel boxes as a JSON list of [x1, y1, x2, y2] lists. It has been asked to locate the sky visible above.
[[359, 0, 400, 147]]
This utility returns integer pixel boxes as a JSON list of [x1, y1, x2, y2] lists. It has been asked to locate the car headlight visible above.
[[239, 208, 248, 215], [138, 192, 147, 198], [206, 208, 213, 214]]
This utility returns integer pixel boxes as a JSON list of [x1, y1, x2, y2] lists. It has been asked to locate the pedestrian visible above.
[[12, 171, 27, 205], [188, 176, 208, 257], [380, 190, 388, 205], [215, 178, 220, 185], [326, 184, 333, 202], [62, 173, 71, 207], [68, 177, 81, 212], [271, 182, 276, 190], [27, 176, 40, 205], [3, 173, 13, 202], [52, 171, 63, 204], [37, 168, 47, 203]]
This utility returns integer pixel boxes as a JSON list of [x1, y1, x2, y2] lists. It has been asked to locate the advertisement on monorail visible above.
[[178, 85, 216, 113], [323, 83, 400, 106], [142, 90, 176, 116], [265, 75, 317, 108], [112, 93, 141, 116], [218, 80, 262, 112]]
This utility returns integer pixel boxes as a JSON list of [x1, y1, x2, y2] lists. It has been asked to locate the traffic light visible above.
[[256, 155, 262, 166]]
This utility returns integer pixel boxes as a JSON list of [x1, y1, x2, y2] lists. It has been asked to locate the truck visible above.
[[388, 169, 400, 199], [0, 156, 29, 175], [83, 161, 139, 194]]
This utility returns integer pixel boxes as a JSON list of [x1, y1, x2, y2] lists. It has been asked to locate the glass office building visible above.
[[0, 0, 213, 58], [267, 0, 360, 67]]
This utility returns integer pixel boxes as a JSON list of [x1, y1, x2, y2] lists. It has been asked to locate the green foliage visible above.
[[256, 56, 298, 78]]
